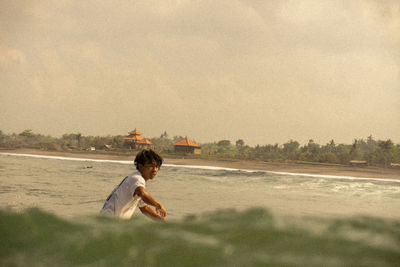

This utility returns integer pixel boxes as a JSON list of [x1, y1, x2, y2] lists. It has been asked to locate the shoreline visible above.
[[1, 148, 399, 180]]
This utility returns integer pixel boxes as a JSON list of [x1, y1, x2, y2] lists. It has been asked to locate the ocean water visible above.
[[0, 153, 399, 266]]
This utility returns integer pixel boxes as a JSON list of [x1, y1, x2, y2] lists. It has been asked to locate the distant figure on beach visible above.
[[100, 149, 166, 221]]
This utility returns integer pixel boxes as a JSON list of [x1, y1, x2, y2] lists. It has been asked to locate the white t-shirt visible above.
[[101, 171, 146, 219]]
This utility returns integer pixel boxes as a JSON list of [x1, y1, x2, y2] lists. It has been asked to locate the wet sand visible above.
[[1, 148, 399, 180]]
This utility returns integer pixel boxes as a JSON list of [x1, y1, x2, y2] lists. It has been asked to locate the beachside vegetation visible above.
[[0, 129, 399, 168]]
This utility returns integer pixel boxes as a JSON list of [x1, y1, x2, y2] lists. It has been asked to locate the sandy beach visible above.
[[1, 148, 399, 180]]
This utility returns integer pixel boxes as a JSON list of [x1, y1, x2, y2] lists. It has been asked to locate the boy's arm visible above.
[[139, 205, 165, 221], [134, 186, 167, 217]]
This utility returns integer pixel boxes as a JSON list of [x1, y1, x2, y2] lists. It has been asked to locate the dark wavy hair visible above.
[[134, 149, 163, 170]]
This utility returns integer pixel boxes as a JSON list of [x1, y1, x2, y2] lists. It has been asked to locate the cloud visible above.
[[0, 46, 26, 65], [348, 0, 400, 62]]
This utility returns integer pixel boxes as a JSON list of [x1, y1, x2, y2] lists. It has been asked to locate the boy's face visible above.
[[138, 160, 160, 180]]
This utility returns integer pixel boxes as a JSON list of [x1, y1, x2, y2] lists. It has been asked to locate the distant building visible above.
[[390, 163, 400, 168], [137, 138, 152, 149], [103, 144, 112, 150], [349, 160, 367, 166], [173, 137, 201, 154], [121, 129, 148, 149]]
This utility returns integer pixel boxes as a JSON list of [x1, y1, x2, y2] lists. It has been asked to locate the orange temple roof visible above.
[[173, 137, 200, 148], [122, 128, 144, 141], [121, 135, 144, 141], [129, 129, 142, 135], [138, 139, 152, 145]]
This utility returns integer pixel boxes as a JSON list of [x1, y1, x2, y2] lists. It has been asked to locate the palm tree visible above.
[[76, 133, 82, 149], [378, 139, 393, 168]]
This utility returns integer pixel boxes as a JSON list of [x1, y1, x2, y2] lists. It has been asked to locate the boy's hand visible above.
[[156, 205, 167, 218]]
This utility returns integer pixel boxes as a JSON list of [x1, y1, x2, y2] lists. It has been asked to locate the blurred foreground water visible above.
[[1, 207, 399, 266]]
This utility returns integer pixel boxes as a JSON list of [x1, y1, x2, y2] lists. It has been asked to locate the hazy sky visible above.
[[1, 0, 399, 145]]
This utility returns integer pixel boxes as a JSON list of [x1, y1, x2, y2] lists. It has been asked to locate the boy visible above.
[[101, 149, 166, 221]]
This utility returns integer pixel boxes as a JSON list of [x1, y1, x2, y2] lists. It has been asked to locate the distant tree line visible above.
[[200, 136, 400, 167], [0, 129, 184, 153], [0, 129, 399, 167]]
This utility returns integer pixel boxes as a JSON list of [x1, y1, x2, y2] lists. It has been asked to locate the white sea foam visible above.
[[1, 152, 399, 183], [0, 152, 132, 165], [164, 163, 400, 183]]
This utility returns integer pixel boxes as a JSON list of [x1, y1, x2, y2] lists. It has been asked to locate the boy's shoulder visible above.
[[127, 171, 146, 183]]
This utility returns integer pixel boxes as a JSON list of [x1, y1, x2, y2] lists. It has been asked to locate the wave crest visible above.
[[1, 208, 399, 266]]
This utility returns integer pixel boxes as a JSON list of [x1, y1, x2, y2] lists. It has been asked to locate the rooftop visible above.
[[173, 137, 200, 148]]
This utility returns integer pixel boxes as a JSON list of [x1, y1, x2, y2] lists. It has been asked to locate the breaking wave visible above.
[[1, 208, 399, 266]]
